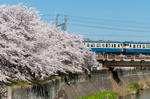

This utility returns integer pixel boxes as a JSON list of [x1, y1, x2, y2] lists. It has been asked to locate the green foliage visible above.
[[128, 82, 141, 93], [44, 75, 59, 81], [31, 75, 59, 84], [78, 91, 118, 99], [7, 81, 30, 86], [7, 75, 59, 87]]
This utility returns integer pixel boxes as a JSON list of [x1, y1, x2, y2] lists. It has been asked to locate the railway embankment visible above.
[[1, 70, 150, 99]]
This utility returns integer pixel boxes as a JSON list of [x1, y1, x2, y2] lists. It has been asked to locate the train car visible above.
[[83, 41, 123, 53], [123, 42, 150, 53], [83, 41, 150, 54]]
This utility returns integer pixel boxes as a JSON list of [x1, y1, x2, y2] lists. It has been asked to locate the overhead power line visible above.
[[42, 13, 150, 26], [66, 14, 150, 25], [41, 14, 150, 34], [68, 23, 150, 33], [68, 18, 150, 29], [72, 32, 150, 38]]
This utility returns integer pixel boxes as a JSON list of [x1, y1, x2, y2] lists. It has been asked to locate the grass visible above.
[[7, 75, 59, 87], [7, 81, 30, 86], [128, 82, 141, 93], [77, 91, 118, 99], [78, 82, 142, 99]]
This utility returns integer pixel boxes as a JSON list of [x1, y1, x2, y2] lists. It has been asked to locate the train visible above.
[[83, 41, 150, 53]]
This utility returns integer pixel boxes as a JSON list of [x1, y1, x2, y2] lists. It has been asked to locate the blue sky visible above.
[[1, 0, 150, 41]]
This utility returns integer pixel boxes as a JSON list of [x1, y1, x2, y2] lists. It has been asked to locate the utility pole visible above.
[[65, 15, 67, 31], [56, 14, 59, 27]]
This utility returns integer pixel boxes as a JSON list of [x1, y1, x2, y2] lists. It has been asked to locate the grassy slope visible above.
[[78, 82, 142, 99], [77, 91, 118, 99]]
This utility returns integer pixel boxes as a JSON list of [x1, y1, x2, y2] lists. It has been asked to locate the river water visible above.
[[125, 88, 150, 99]]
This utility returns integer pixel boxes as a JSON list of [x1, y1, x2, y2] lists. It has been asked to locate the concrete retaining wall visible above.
[[1, 70, 150, 99]]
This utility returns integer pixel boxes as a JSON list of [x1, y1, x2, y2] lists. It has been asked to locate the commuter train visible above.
[[83, 41, 150, 53]]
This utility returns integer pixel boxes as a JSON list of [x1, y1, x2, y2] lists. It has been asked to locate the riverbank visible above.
[[77, 81, 150, 99], [117, 81, 149, 97], [115, 81, 149, 99]]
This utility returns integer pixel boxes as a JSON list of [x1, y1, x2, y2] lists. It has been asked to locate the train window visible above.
[[91, 43, 95, 47], [139, 45, 141, 48], [102, 44, 105, 47], [106, 44, 108, 47], [111, 44, 114, 47], [133, 45, 136, 48], [118, 44, 120, 47], [129, 44, 132, 48], [124, 43, 129, 46], [114, 44, 116, 48], [121, 44, 122, 47], [97, 43, 101, 47], [137, 44, 141, 48], [108, 44, 110, 47], [87, 43, 90, 47], [143, 45, 146, 48]]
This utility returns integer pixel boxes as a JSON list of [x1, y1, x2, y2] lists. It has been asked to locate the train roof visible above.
[[83, 41, 150, 44]]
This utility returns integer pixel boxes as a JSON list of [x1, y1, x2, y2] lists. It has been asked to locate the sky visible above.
[[1, 0, 150, 41]]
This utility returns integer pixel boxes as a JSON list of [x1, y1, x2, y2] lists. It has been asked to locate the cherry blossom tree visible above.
[[0, 4, 98, 82]]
